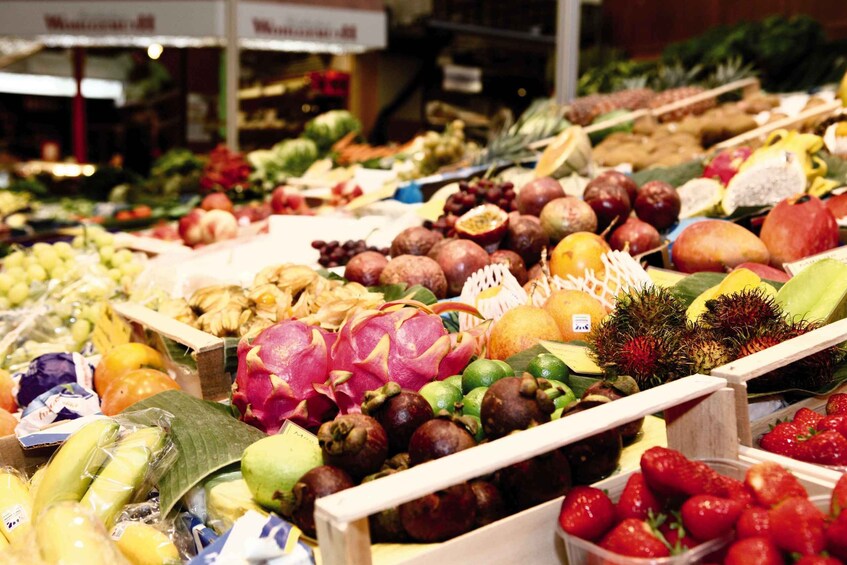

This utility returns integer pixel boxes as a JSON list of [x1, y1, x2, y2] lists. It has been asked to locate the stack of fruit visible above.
[[760, 395, 847, 467], [558, 448, 847, 563]]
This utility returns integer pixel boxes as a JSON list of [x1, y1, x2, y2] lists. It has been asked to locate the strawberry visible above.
[[557, 486, 616, 542], [745, 461, 807, 507], [760, 421, 808, 458], [616, 472, 662, 521], [736, 506, 771, 539], [769, 496, 827, 555], [680, 494, 743, 541], [715, 474, 754, 509], [724, 537, 784, 565], [800, 430, 847, 466], [640, 447, 722, 498], [827, 511, 847, 560], [657, 513, 697, 554], [794, 407, 825, 427], [827, 393, 847, 416], [817, 415, 847, 438], [598, 518, 670, 558], [795, 557, 844, 565], [832, 473, 847, 518]]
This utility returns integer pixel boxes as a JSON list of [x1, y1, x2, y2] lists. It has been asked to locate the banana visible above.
[[0, 470, 32, 544], [28, 466, 46, 502], [80, 427, 166, 529], [36, 501, 129, 565], [0, 530, 8, 550], [114, 522, 180, 565], [32, 419, 120, 519]]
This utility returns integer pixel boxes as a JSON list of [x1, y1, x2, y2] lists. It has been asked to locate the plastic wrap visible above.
[[113, 498, 194, 564], [0, 467, 33, 545], [35, 501, 131, 565]]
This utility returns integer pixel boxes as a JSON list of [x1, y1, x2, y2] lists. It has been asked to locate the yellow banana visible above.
[[28, 466, 46, 502], [80, 427, 165, 529], [114, 522, 180, 565], [36, 501, 129, 565], [0, 530, 9, 550], [32, 419, 120, 519], [0, 470, 32, 544]]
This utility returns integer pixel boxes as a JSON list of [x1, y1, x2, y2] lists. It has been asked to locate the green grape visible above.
[[5, 266, 26, 283], [0, 297, 10, 310], [83, 303, 103, 323], [37, 248, 60, 272], [50, 265, 68, 280], [23, 255, 38, 269], [4, 252, 24, 268], [99, 245, 115, 263], [70, 319, 91, 343], [8, 282, 29, 305], [120, 261, 143, 277], [107, 268, 122, 282], [26, 264, 47, 283], [95, 232, 114, 248], [71, 235, 85, 249], [53, 241, 74, 259], [0, 273, 13, 293], [32, 242, 51, 257], [112, 249, 133, 267]]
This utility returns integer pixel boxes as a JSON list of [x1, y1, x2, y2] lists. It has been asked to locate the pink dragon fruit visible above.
[[320, 304, 477, 414], [232, 320, 336, 433], [703, 146, 752, 186]]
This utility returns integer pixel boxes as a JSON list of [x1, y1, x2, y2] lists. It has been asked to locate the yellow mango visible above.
[[686, 268, 762, 322]]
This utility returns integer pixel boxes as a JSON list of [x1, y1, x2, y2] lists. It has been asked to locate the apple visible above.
[[825, 193, 847, 220], [150, 223, 180, 241], [199, 209, 238, 244], [270, 186, 308, 214], [634, 181, 681, 231], [178, 208, 206, 246], [759, 194, 839, 268], [201, 192, 234, 212]]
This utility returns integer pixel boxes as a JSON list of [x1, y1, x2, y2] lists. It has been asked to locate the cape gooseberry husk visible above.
[[700, 288, 781, 337]]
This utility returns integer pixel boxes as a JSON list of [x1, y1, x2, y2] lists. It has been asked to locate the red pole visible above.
[[72, 47, 87, 163]]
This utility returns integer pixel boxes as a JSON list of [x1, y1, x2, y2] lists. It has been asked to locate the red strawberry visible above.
[[640, 447, 721, 498], [715, 474, 754, 508], [769, 496, 827, 555], [616, 472, 662, 521], [736, 506, 772, 539], [760, 421, 808, 458], [827, 511, 847, 560], [557, 486, 616, 542], [801, 430, 847, 466], [680, 494, 743, 541], [724, 537, 783, 565], [657, 516, 697, 553], [794, 407, 825, 427], [827, 393, 847, 416], [817, 415, 847, 438], [795, 557, 843, 565], [598, 518, 670, 558], [745, 461, 807, 507], [832, 473, 847, 518]]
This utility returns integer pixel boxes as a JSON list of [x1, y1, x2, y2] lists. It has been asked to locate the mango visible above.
[[241, 432, 322, 517], [686, 268, 762, 322], [671, 220, 770, 274], [775, 258, 847, 324], [759, 195, 839, 269]]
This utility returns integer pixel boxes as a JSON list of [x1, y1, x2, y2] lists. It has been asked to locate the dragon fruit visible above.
[[320, 304, 477, 414], [232, 320, 336, 433], [703, 146, 752, 186]]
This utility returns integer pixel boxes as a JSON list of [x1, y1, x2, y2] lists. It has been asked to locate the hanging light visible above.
[[147, 43, 163, 60]]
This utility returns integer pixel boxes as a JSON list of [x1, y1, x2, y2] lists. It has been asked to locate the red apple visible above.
[[150, 223, 180, 241], [178, 208, 206, 246], [270, 186, 307, 214], [759, 194, 839, 268], [609, 217, 661, 256], [825, 193, 847, 220], [199, 209, 238, 243], [201, 192, 234, 212]]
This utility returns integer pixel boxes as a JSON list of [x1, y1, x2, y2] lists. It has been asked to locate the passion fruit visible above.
[[549, 232, 611, 280], [379, 255, 448, 299], [390, 226, 444, 257], [434, 239, 491, 296], [539, 197, 598, 243], [344, 251, 388, 286], [489, 249, 528, 285], [517, 177, 565, 217], [503, 215, 550, 266], [455, 204, 510, 250]]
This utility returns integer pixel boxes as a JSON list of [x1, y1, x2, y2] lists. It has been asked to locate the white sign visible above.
[[783, 246, 847, 277]]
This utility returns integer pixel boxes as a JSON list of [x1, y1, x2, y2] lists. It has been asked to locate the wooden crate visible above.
[[314, 375, 738, 565], [110, 302, 231, 402], [710, 316, 847, 446]]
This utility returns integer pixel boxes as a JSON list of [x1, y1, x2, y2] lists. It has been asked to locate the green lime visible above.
[[461, 359, 508, 394], [466, 415, 485, 442], [443, 375, 463, 391], [492, 360, 515, 377], [527, 353, 570, 384], [462, 386, 488, 418], [419, 381, 463, 414]]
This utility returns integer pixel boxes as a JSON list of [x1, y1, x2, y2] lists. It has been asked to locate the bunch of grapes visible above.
[[312, 239, 390, 268], [443, 179, 517, 216], [401, 120, 471, 180]]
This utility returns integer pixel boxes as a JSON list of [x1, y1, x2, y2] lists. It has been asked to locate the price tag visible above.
[[278, 420, 319, 448], [92, 303, 132, 355], [783, 247, 847, 277], [539, 341, 603, 375], [647, 266, 687, 288]]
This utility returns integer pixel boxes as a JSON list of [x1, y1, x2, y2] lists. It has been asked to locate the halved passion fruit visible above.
[[455, 204, 510, 249]]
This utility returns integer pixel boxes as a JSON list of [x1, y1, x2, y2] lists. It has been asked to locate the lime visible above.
[[461, 359, 508, 394], [443, 375, 463, 391], [462, 386, 488, 418], [466, 415, 485, 442], [527, 353, 570, 384], [492, 360, 515, 377], [419, 381, 463, 414]]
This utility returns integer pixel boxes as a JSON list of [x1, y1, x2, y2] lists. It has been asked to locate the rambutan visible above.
[[700, 288, 781, 337], [685, 326, 732, 374]]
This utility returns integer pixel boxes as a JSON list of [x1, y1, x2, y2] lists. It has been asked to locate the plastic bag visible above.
[[113, 497, 194, 563], [36, 501, 131, 565]]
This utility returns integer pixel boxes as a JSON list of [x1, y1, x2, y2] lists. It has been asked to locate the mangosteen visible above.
[[504, 215, 549, 266], [469, 480, 508, 527], [390, 226, 444, 257], [408, 412, 478, 466], [379, 255, 448, 299], [582, 376, 643, 443], [489, 249, 528, 285], [362, 469, 409, 542], [317, 414, 389, 480], [480, 374, 555, 439], [362, 382, 434, 454], [559, 397, 623, 484], [291, 465, 355, 538], [496, 449, 572, 511], [399, 483, 477, 542], [382, 452, 411, 471]]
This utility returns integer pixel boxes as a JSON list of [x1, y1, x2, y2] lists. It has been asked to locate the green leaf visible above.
[[632, 159, 704, 188], [369, 284, 438, 305], [441, 311, 460, 333], [125, 390, 266, 514], [671, 272, 727, 306], [506, 344, 549, 374], [161, 336, 197, 371], [822, 152, 847, 185]]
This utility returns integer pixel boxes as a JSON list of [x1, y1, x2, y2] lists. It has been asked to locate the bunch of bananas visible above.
[[0, 419, 180, 565], [158, 264, 385, 338]]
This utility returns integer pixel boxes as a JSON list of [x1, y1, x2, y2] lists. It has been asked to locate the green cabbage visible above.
[[303, 110, 361, 152]]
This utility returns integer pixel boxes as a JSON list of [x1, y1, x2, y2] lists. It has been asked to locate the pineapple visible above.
[[706, 57, 756, 88], [650, 86, 715, 123]]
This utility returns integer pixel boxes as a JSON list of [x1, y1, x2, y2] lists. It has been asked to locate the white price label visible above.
[[571, 314, 591, 333], [2, 504, 27, 532]]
